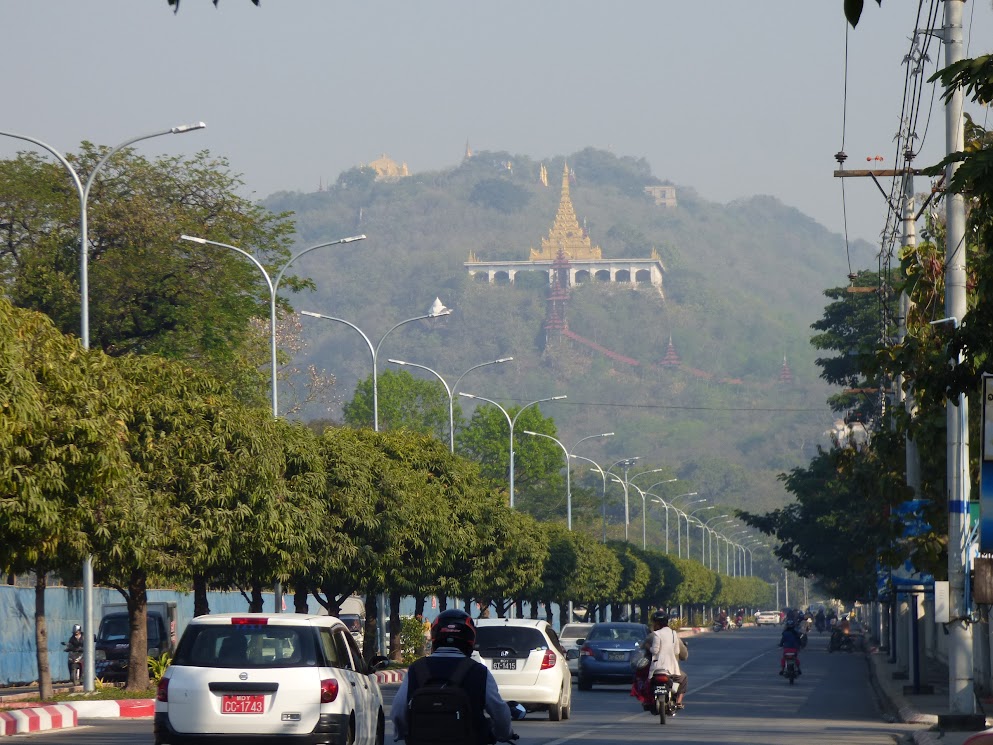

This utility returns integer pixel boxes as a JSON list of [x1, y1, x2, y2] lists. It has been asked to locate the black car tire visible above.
[[577, 676, 592, 691]]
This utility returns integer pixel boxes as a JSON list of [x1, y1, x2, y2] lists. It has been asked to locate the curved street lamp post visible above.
[[182, 234, 366, 418], [604, 458, 640, 542], [388, 356, 513, 452], [1, 124, 207, 692], [567, 433, 613, 542], [457, 393, 566, 509], [302, 301, 451, 653], [302, 299, 451, 432]]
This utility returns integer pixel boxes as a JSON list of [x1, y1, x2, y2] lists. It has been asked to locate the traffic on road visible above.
[[19, 626, 915, 745]]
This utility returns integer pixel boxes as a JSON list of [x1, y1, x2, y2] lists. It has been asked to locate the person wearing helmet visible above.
[[391, 609, 515, 744], [65, 624, 84, 683], [644, 611, 688, 709], [779, 618, 804, 676]]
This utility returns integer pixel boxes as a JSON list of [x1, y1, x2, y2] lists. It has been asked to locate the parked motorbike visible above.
[[62, 642, 82, 685], [649, 669, 679, 724], [783, 650, 799, 684]]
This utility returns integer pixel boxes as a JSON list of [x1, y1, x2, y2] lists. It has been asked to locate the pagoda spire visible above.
[[529, 162, 602, 261], [658, 334, 681, 367], [779, 354, 794, 384]]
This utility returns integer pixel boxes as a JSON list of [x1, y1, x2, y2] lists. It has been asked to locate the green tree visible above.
[[456, 404, 564, 514], [0, 145, 299, 404], [0, 297, 129, 698], [343, 369, 461, 439]]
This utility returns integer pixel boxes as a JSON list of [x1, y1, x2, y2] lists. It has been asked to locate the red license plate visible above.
[[221, 694, 265, 714]]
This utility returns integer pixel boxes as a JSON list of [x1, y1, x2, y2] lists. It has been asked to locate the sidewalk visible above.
[[868, 644, 993, 745]]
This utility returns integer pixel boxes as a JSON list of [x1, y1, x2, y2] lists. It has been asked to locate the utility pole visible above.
[[941, 0, 974, 720]]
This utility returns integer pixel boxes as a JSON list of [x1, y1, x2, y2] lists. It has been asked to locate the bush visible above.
[[399, 616, 428, 665]]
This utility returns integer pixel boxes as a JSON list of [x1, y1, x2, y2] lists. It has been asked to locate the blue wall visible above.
[[0, 587, 561, 686]]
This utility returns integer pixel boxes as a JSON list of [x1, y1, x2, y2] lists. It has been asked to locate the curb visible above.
[[0, 671, 406, 735], [0, 705, 77, 737]]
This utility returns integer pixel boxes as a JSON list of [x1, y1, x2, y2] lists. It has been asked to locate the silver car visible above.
[[558, 622, 594, 675], [154, 613, 386, 745]]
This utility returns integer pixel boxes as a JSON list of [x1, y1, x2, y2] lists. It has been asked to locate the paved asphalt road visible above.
[[26, 626, 919, 744]]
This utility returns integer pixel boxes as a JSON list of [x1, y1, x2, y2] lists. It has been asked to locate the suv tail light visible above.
[[156, 678, 169, 702], [540, 650, 557, 670], [320, 678, 339, 703]]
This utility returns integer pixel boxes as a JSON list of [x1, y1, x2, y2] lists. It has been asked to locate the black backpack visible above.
[[405, 657, 483, 745]]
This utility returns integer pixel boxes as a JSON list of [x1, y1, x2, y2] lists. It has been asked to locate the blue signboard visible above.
[[981, 375, 993, 553]]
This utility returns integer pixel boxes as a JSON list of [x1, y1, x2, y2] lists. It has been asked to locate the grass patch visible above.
[[51, 686, 156, 702]]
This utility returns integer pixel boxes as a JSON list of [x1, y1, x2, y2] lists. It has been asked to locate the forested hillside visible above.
[[262, 148, 876, 520]]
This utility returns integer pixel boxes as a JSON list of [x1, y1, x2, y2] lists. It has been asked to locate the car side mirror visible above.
[[576, 638, 585, 646], [566, 649, 580, 660]]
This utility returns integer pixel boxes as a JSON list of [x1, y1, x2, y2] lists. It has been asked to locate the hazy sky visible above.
[[3, 1, 991, 251]]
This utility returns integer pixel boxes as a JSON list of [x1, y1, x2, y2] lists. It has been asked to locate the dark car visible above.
[[94, 612, 168, 682], [577, 622, 650, 690]]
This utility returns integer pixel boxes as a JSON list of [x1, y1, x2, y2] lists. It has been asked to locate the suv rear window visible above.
[[475, 627, 548, 659], [174, 625, 319, 669]]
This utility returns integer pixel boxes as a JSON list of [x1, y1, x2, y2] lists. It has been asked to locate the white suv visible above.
[[154, 613, 386, 745], [474, 618, 571, 721]]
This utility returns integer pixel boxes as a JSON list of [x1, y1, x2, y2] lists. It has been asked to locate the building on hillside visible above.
[[644, 184, 677, 208], [367, 153, 409, 181], [658, 335, 681, 367], [466, 163, 666, 293]]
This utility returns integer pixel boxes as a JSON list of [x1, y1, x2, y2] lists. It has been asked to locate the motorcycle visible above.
[[829, 628, 855, 653], [814, 616, 826, 634], [649, 669, 679, 724], [783, 650, 799, 684], [62, 642, 82, 685], [711, 620, 724, 632]]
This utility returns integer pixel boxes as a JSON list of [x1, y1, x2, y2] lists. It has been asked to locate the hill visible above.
[[262, 148, 876, 524]]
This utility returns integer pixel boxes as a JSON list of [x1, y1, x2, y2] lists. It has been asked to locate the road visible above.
[[29, 626, 917, 744]]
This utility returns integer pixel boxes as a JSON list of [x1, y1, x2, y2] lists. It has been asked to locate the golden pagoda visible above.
[[529, 163, 602, 261], [367, 153, 409, 181]]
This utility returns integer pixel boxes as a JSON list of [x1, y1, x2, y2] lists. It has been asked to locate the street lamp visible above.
[[1, 123, 206, 692], [522, 431, 572, 530], [181, 234, 366, 418], [569, 433, 613, 542], [522, 430, 576, 622], [684, 503, 713, 559], [387, 356, 513, 452], [302, 299, 451, 431], [685, 512, 712, 566], [572, 457, 608, 542], [457, 393, 566, 508], [650, 497, 675, 554], [605, 458, 640, 542]]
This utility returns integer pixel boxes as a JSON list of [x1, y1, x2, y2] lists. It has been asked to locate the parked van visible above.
[[94, 602, 178, 682]]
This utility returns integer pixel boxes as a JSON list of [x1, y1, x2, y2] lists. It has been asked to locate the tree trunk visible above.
[[126, 568, 150, 691], [362, 593, 378, 660], [389, 591, 403, 663], [248, 579, 264, 613], [293, 577, 309, 613], [34, 570, 53, 700], [193, 574, 210, 617], [438, 596, 448, 612], [413, 596, 426, 618]]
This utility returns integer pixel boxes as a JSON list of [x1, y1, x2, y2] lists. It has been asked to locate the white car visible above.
[[474, 618, 572, 721], [754, 610, 782, 626], [154, 613, 387, 745], [558, 622, 594, 675]]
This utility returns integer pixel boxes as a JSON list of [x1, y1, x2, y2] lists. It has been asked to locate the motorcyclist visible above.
[[391, 609, 514, 744], [778, 619, 803, 676], [65, 624, 84, 682], [814, 608, 826, 633], [645, 611, 687, 709], [717, 608, 728, 630]]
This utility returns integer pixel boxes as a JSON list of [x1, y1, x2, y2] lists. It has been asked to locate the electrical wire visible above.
[[840, 20, 853, 277]]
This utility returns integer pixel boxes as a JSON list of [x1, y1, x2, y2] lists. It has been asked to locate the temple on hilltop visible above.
[[466, 163, 665, 292], [658, 335, 682, 367], [367, 153, 409, 181]]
